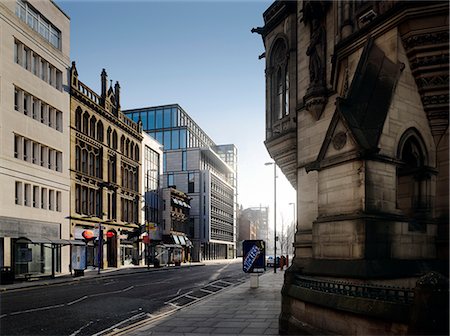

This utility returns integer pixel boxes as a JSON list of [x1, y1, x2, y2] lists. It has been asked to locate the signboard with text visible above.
[[242, 240, 265, 273]]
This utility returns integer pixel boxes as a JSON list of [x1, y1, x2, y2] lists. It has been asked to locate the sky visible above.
[[56, 0, 296, 230]]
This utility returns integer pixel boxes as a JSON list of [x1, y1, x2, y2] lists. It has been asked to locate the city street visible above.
[[0, 260, 248, 336]]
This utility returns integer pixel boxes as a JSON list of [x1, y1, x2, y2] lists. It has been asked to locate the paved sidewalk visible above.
[[126, 270, 285, 335]]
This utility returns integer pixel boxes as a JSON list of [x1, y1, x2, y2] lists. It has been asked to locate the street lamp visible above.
[[265, 161, 277, 273], [288, 202, 295, 258], [97, 221, 102, 274]]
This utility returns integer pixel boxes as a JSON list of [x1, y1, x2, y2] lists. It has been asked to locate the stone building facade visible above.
[[254, 1, 448, 334], [69, 63, 143, 269], [0, 0, 71, 278]]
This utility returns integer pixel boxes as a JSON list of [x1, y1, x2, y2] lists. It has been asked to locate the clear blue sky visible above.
[[57, 0, 296, 228]]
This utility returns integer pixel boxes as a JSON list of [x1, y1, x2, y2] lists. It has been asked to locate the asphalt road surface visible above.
[[0, 260, 249, 336]]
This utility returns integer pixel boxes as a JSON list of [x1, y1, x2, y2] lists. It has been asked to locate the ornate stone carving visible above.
[[332, 131, 347, 150], [302, 0, 330, 120]]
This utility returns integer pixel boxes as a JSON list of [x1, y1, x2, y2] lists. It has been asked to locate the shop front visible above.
[[0, 216, 72, 280]]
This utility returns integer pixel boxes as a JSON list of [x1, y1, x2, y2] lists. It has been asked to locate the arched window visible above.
[[107, 127, 112, 147], [75, 146, 81, 171], [75, 107, 82, 131], [125, 138, 130, 157], [82, 112, 89, 134], [269, 38, 289, 125], [396, 129, 431, 232], [130, 142, 135, 160], [112, 130, 118, 150], [97, 121, 104, 142], [120, 135, 125, 153], [135, 145, 140, 161], [89, 116, 96, 138]]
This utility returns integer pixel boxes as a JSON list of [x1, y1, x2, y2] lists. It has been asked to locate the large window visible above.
[[16, 0, 61, 49], [269, 38, 289, 125], [167, 173, 174, 187], [144, 146, 160, 192]]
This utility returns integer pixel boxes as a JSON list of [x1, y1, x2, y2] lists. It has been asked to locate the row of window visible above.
[[74, 107, 140, 161], [75, 141, 102, 178], [127, 107, 215, 149], [14, 86, 63, 132], [16, 0, 61, 49], [121, 162, 139, 192], [15, 181, 62, 211], [14, 39, 63, 91], [14, 134, 62, 172], [121, 197, 139, 224], [144, 146, 160, 192], [74, 184, 102, 217]]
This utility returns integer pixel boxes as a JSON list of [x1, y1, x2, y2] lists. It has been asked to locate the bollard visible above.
[[250, 273, 259, 288]]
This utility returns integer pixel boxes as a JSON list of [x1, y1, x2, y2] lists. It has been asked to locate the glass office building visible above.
[[124, 104, 237, 260]]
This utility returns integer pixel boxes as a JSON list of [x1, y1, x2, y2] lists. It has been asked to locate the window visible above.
[[172, 130, 180, 150], [16, 0, 61, 50], [155, 109, 163, 128], [23, 93, 29, 115], [167, 173, 174, 187], [41, 188, 47, 209], [82, 112, 89, 134], [14, 88, 20, 111], [163, 108, 171, 128], [182, 150, 187, 171], [269, 38, 289, 126], [33, 186, 39, 208], [164, 131, 171, 150], [188, 172, 195, 193], [24, 183, 31, 206], [89, 117, 96, 138], [56, 191, 61, 212], [49, 189, 54, 210], [15, 181, 22, 205], [97, 121, 104, 142], [75, 107, 82, 130]]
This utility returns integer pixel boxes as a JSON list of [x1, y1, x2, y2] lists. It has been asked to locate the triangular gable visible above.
[[306, 38, 403, 172]]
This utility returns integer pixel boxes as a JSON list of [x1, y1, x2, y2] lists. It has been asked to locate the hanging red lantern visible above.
[[106, 231, 115, 239]]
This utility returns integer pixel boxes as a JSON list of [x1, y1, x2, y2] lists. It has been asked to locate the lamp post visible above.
[[265, 161, 277, 273], [288, 202, 295, 258], [97, 221, 102, 274]]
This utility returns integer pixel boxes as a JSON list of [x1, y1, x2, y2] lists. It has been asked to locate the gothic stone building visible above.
[[69, 63, 143, 269], [254, 1, 448, 334]]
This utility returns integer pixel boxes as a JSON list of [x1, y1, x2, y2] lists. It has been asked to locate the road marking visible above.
[[69, 320, 94, 336], [67, 296, 88, 306], [9, 304, 65, 315], [175, 288, 181, 295], [91, 312, 146, 336], [3, 285, 136, 318], [200, 288, 214, 294]]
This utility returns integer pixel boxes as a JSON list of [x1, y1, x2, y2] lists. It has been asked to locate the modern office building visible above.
[[254, 0, 448, 334], [123, 104, 236, 261], [141, 132, 163, 266], [69, 63, 143, 269], [0, 0, 71, 279]]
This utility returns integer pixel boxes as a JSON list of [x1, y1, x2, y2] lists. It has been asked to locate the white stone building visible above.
[[0, 0, 71, 278]]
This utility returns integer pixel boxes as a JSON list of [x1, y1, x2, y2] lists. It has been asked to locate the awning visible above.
[[16, 237, 52, 244], [15, 237, 86, 246], [172, 235, 181, 245], [178, 235, 186, 245]]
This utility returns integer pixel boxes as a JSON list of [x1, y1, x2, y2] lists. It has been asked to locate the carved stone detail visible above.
[[302, 1, 329, 120]]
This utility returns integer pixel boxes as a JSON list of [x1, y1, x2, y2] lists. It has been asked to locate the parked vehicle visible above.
[[266, 255, 280, 268]]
